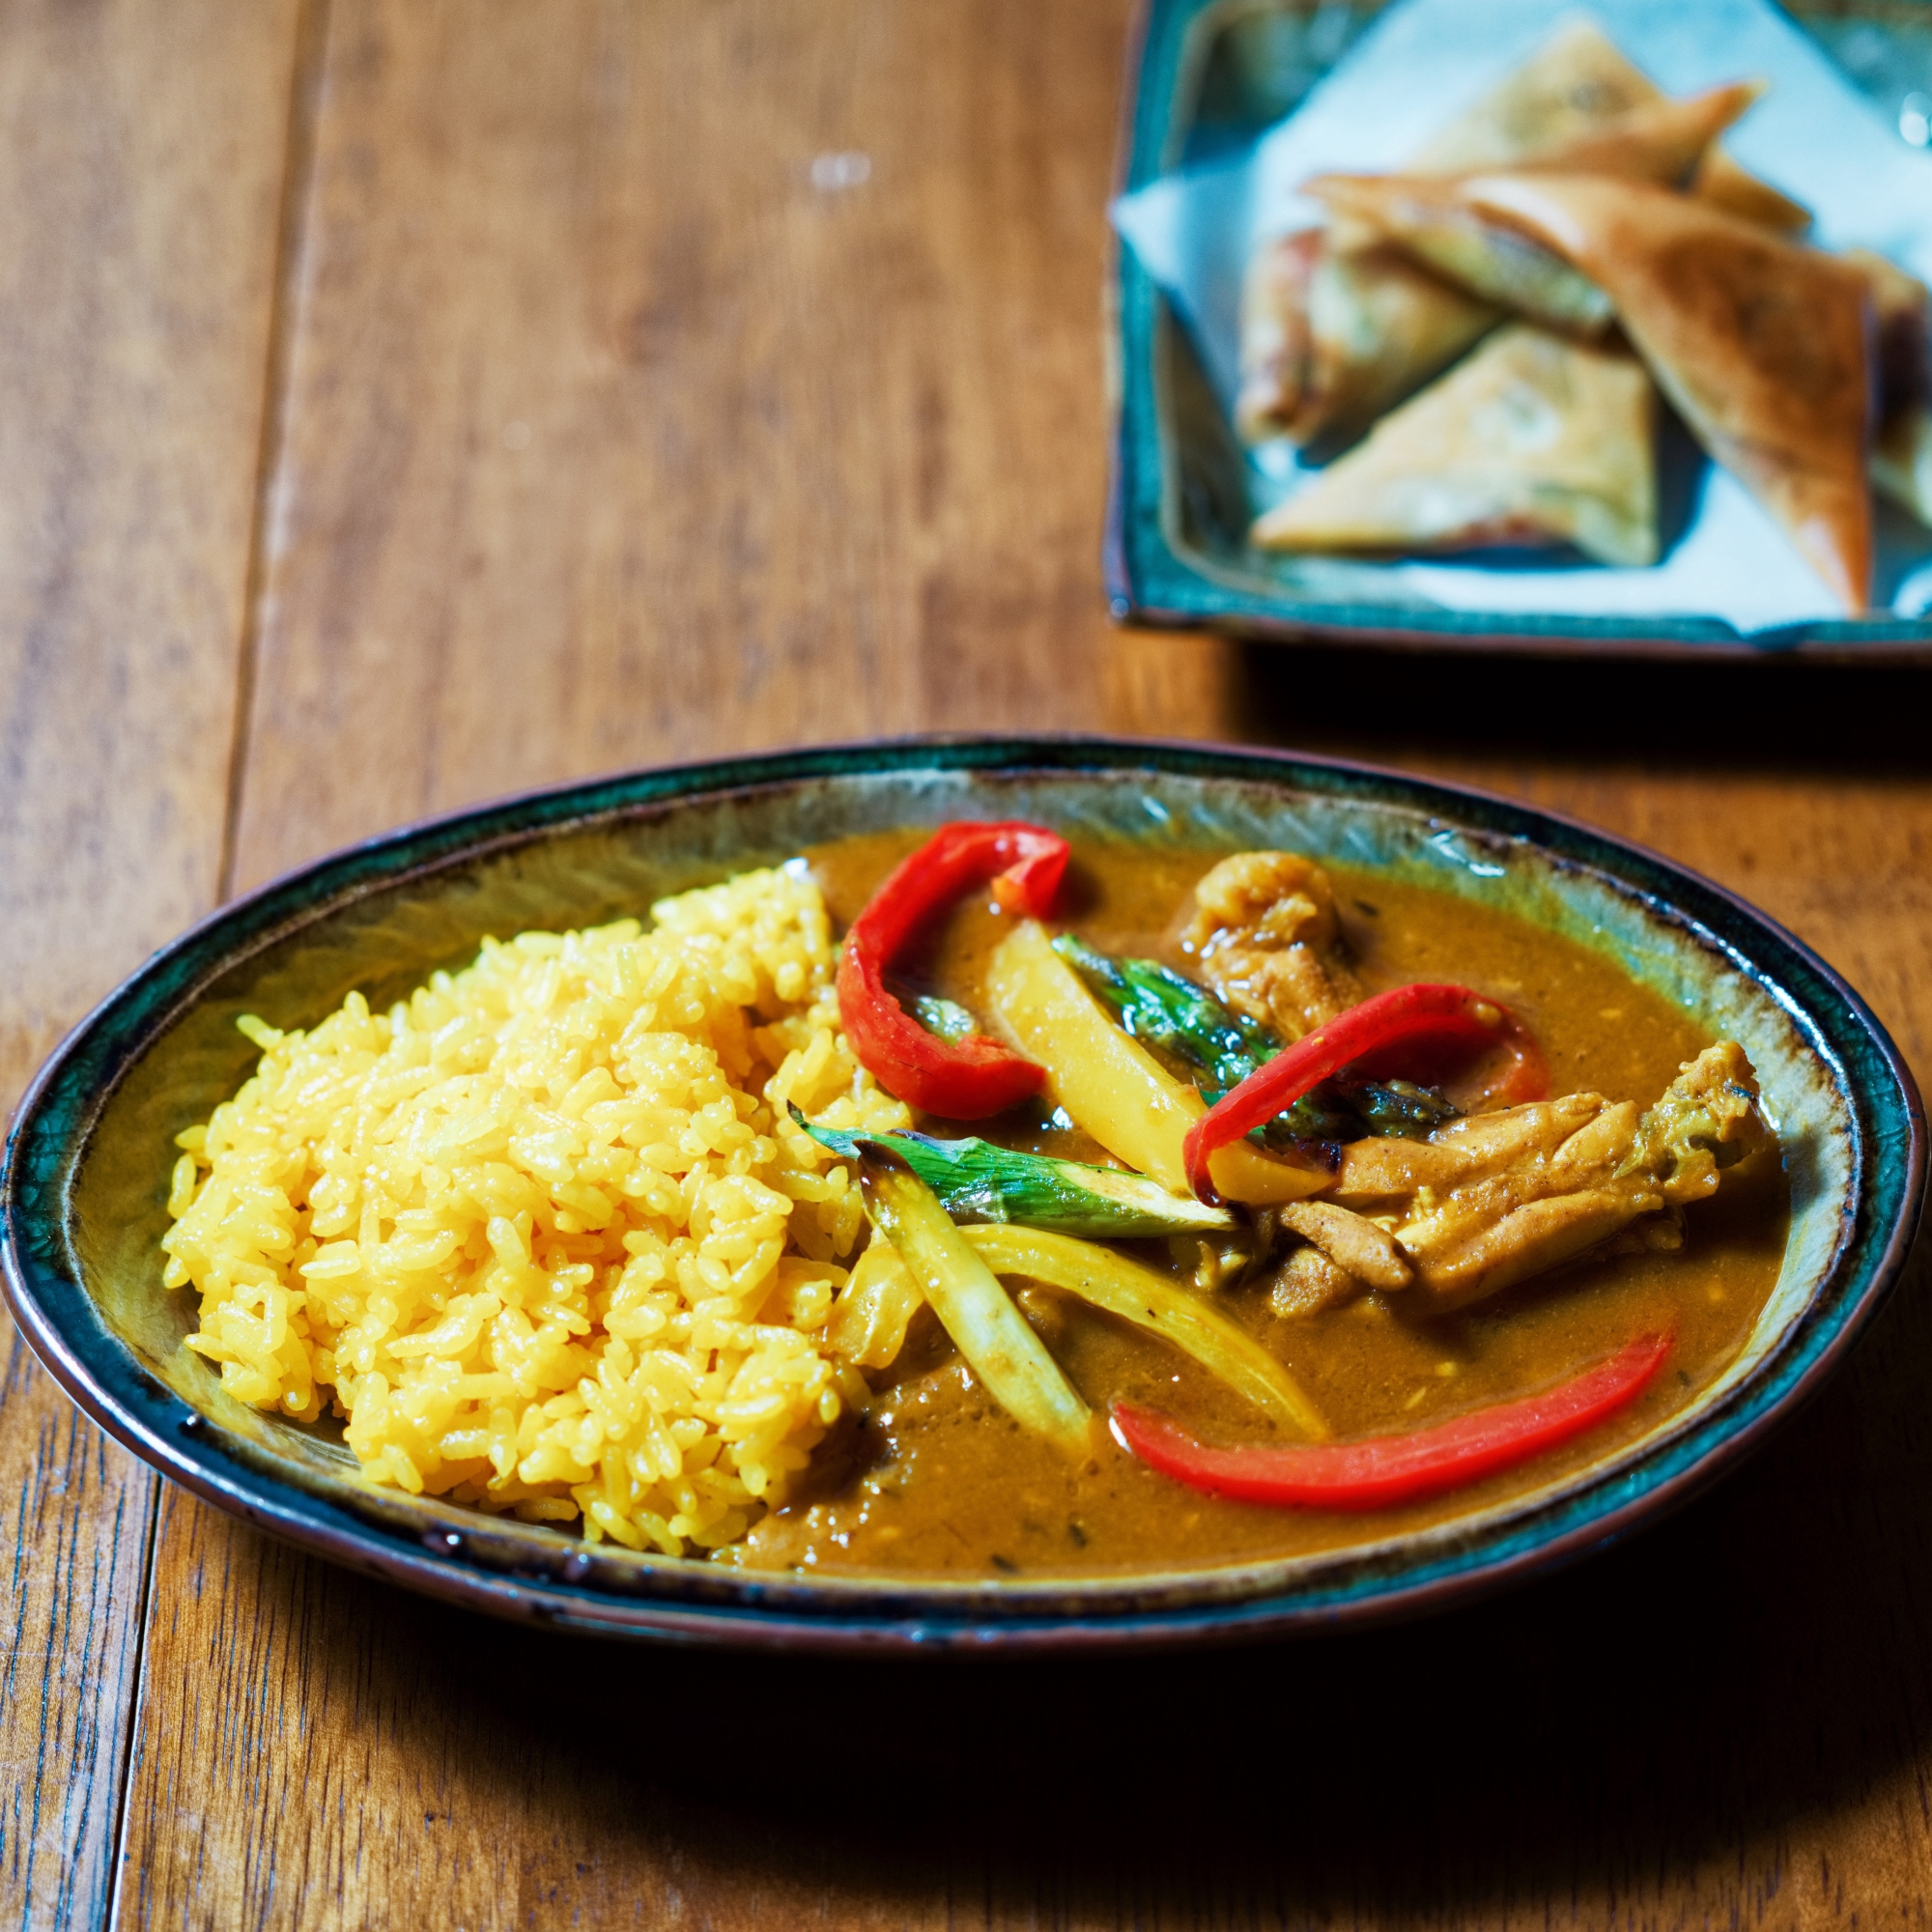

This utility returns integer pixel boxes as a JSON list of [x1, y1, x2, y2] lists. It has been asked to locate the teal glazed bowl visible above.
[[2, 739, 1921, 1649]]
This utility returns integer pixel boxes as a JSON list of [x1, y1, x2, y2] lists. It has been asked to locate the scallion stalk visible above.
[[793, 1107, 1236, 1237]]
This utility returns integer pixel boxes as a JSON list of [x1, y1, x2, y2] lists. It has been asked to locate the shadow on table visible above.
[[395, 1232, 1932, 1918], [1213, 638, 1932, 778]]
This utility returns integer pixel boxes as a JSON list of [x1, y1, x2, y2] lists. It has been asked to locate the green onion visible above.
[[1350, 1079, 1461, 1138], [855, 1148, 1093, 1455], [907, 991, 978, 1043], [964, 1225, 1326, 1438], [792, 1107, 1236, 1237], [1052, 933, 1274, 1090]]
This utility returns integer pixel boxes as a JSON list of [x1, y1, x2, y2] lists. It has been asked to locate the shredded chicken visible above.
[[1276, 1201, 1413, 1292], [1267, 1245, 1364, 1318], [1180, 852, 1363, 1041], [1318, 1041, 1770, 1311], [1182, 851, 1773, 1318]]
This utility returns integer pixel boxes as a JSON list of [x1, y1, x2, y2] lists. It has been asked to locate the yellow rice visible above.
[[160, 863, 910, 1555]]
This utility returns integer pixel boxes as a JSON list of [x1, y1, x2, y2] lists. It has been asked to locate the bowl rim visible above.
[[3, 732, 1922, 1651]]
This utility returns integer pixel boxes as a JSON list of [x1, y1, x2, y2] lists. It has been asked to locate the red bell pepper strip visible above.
[[1181, 981, 1547, 1199], [838, 820, 1069, 1118], [1112, 1330, 1671, 1511]]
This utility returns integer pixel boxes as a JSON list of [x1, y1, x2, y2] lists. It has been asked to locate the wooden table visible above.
[[4, 1, 1931, 1924]]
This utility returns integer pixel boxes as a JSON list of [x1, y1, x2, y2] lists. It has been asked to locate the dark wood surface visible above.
[[4, 1, 1931, 1924]]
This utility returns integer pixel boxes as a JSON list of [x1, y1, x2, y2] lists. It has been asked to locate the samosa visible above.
[[1405, 17, 1663, 170], [1301, 80, 1763, 334], [1450, 173, 1872, 611], [1846, 246, 1932, 527], [1691, 149, 1809, 235], [1236, 231, 1498, 444], [1241, 18, 1653, 444], [1411, 19, 1806, 227], [1239, 20, 1788, 445], [1250, 324, 1658, 566]]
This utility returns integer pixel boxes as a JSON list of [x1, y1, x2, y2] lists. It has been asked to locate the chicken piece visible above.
[[1267, 1245, 1365, 1318], [1180, 852, 1363, 1042], [1321, 1042, 1770, 1312], [1330, 1092, 1605, 1199], [1277, 1201, 1412, 1293]]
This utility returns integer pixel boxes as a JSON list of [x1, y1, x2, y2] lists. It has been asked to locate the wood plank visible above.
[[225, 0, 1151, 894], [0, 1343, 151, 1932], [0, 0, 308, 1924], [122, 0, 1932, 1923]]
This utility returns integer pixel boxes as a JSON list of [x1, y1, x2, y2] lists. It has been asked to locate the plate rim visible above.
[[2, 732, 1922, 1651]]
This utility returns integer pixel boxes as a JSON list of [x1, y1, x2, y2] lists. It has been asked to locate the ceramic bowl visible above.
[[2, 738, 1921, 1649]]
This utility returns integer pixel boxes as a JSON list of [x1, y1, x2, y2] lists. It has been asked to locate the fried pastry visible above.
[[1409, 20, 1805, 229], [1454, 173, 1872, 611], [1236, 17, 1810, 447], [1302, 81, 1764, 334], [1236, 229, 1499, 444], [1845, 247, 1932, 527], [1250, 324, 1658, 566]]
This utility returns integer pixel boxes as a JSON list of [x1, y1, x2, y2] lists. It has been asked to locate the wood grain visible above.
[[226, 0, 1151, 895], [0, 0, 303, 1106], [77, 0, 1932, 1926], [0, 1336, 151, 1932], [0, 1, 307, 1925]]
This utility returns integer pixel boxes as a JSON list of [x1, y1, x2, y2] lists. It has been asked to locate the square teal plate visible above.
[[1105, 0, 1932, 658]]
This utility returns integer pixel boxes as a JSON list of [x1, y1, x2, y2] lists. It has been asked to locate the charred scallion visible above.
[[1054, 933, 1461, 1147], [1051, 933, 1275, 1090]]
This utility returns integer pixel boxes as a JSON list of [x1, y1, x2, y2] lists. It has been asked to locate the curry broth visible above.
[[735, 832, 1788, 1577]]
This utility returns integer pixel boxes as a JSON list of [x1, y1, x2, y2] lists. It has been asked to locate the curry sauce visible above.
[[736, 833, 1787, 1577]]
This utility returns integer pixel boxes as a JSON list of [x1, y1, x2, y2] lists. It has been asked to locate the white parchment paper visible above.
[[1111, 0, 1932, 632]]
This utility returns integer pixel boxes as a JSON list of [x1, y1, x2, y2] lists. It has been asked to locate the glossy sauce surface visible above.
[[737, 832, 1789, 1577]]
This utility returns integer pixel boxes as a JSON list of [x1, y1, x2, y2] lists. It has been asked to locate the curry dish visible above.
[[742, 829, 1786, 1576], [163, 818, 1784, 1573]]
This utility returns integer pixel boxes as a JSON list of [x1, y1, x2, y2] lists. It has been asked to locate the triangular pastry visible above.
[[1847, 247, 1932, 526], [1410, 20, 1806, 230], [1406, 18, 1663, 170], [1250, 324, 1658, 565], [1236, 230, 1498, 444], [1303, 176, 1613, 334], [1242, 75, 1757, 442], [1691, 149, 1809, 234], [1455, 173, 1872, 611], [1303, 81, 1763, 334]]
